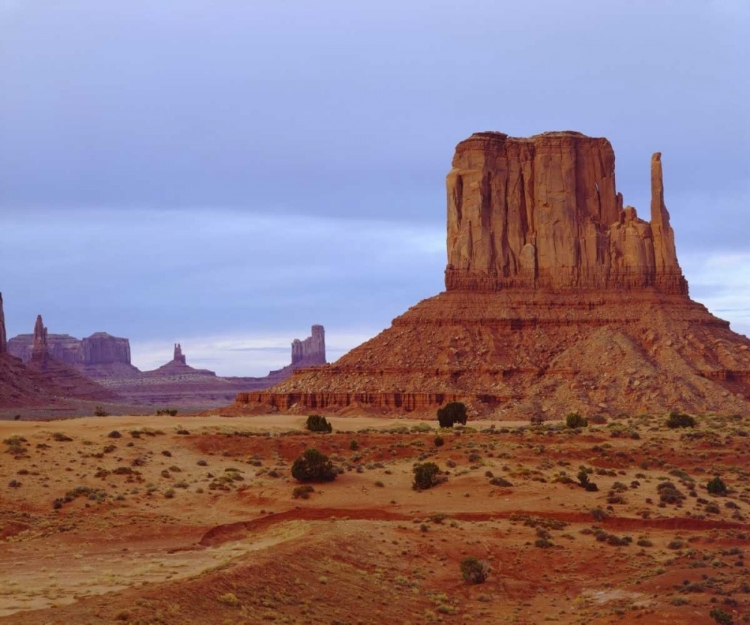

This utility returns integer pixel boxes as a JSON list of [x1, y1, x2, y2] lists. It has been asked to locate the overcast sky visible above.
[[1, 0, 748, 375]]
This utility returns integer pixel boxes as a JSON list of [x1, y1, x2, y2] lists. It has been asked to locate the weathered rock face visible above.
[[0, 293, 6, 354], [445, 132, 687, 294], [82, 333, 131, 365], [237, 131, 750, 417], [291, 325, 326, 366]]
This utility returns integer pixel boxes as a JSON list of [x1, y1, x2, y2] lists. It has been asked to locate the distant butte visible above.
[[237, 131, 750, 417]]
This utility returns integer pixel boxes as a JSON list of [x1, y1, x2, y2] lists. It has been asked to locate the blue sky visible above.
[[1, 1, 748, 375]]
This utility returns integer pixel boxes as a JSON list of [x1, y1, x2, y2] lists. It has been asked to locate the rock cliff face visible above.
[[82, 333, 131, 365], [0, 293, 6, 354], [237, 131, 750, 417], [291, 325, 326, 366], [444, 132, 687, 294]]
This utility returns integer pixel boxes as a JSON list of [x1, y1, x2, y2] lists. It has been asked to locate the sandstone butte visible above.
[[7, 329, 139, 379], [22, 314, 119, 402], [236, 131, 750, 418]]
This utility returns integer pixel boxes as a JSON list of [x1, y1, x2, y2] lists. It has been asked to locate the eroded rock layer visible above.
[[237, 131, 750, 417]]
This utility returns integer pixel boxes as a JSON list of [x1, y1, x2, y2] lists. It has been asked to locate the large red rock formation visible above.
[[237, 131, 750, 417], [444, 132, 686, 294]]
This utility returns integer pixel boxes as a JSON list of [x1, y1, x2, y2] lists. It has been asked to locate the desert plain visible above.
[[2, 411, 750, 625]]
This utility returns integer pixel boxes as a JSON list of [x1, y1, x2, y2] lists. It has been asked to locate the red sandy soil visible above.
[[1, 412, 750, 624]]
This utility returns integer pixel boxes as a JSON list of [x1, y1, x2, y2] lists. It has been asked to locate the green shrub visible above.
[[577, 468, 597, 491], [437, 402, 467, 428], [292, 485, 315, 499], [666, 411, 695, 428], [306, 415, 333, 433], [291, 448, 337, 482], [707, 476, 728, 496], [349, 440, 359, 451], [412, 462, 442, 491], [709, 608, 734, 625], [460, 557, 490, 584], [566, 413, 588, 429]]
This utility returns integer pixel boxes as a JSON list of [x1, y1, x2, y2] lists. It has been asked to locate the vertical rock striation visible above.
[[444, 131, 687, 293]]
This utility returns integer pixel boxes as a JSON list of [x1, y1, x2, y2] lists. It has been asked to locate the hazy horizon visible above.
[[1, 1, 748, 375]]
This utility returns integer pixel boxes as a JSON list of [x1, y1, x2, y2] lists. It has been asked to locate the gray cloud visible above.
[[1, 0, 748, 372]]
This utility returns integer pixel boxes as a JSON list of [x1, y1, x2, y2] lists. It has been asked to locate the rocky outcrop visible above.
[[444, 132, 687, 294], [291, 325, 326, 366], [0, 293, 6, 354], [173, 343, 186, 365], [237, 131, 750, 417]]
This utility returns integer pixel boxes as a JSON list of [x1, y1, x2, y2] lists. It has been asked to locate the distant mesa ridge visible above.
[[8, 330, 132, 367], [236, 130, 750, 416]]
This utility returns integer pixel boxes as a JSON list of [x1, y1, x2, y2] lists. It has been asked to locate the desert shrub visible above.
[[306, 415, 332, 433], [489, 476, 513, 487], [530, 414, 545, 426], [658, 481, 686, 504], [94, 406, 108, 417], [107, 430, 121, 439], [292, 484, 315, 499], [437, 402, 468, 428], [217, 593, 241, 607], [566, 413, 588, 429], [434, 435, 444, 447], [590, 507, 608, 522], [707, 476, 728, 496], [349, 440, 359, 451], [666, 411, 696, 429], [709, 607, 734, 625], [156, 408, 178, 416], [291, 448, 337, 483], [460, 557, 490, 584], [52, 432, 72, 442], [577, 468, 598, 491], [413, 462, 442, 491]]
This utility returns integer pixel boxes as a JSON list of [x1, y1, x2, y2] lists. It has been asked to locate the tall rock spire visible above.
[[173, 343, 186, 365], [31, 315, 49, 362], [0, 293, 6, 354], [650, 152, 681, 280]]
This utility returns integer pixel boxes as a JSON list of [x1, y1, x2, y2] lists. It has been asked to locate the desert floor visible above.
[[1, 412, 749, 624]]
